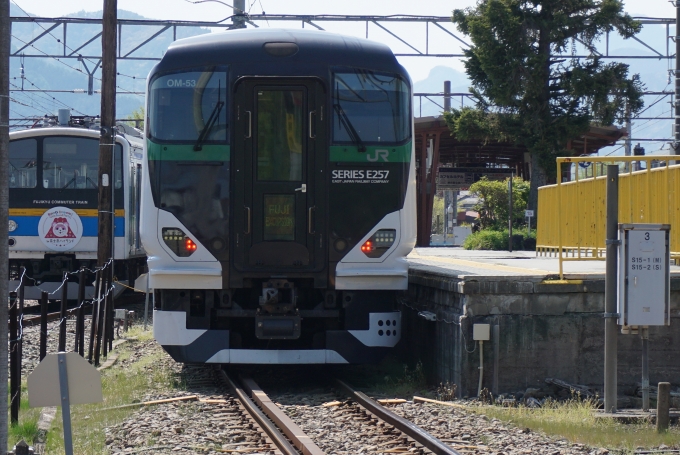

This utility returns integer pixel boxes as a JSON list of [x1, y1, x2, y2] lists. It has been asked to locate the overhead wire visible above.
[[10, 80, 59, 114], [11, 0, 144, 82], [10, 34, 144, 100]]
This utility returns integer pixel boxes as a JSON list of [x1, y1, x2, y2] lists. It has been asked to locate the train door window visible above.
[[332, 71, 410, 145], [256, 89, 303, 181], [43, 137, 122, 189], [9, 139, 38, 188]]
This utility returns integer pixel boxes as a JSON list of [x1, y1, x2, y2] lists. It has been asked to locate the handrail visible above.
[[540, 155, 680, 278]]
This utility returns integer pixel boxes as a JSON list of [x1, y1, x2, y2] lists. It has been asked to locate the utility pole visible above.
[[232, 0, 246, 29], [508, 174, 513, 253], [603, 165, 619, 413], [675, 2, 680, 155], [97, 0, 116, 268], [444, 80, 451, 112], [0, 0, 10, 450], [625, 105, 631, 172]]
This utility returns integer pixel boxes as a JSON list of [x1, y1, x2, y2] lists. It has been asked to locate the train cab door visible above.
[[233, 79, 326, 276]]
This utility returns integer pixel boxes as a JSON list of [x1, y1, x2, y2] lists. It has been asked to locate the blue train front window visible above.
[[332, 71, 410, 145], [149, 69, 228, 143], [9, 139, 37, 188], [42, 137, 122, 189]]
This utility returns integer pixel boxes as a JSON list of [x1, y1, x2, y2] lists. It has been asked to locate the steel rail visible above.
[[335, 379, 461, 455], [218, 370, 300, 455], [240, 377, 326, 455]]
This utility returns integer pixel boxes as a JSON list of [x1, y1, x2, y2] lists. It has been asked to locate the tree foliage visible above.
[[448, 0, 644, 211], [470, 176, 530, 230]]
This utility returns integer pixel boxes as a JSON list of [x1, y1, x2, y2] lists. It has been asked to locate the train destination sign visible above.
[[437, 167, 514, 190]]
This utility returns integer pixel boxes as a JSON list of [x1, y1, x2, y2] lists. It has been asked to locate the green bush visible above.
[[468, 176, 530, 231], [463, 228, 536, 251]]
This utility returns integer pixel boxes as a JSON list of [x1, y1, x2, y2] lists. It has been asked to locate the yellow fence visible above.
[[537, 156, 680, 278]]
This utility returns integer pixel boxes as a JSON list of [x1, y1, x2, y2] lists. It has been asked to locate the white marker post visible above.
[[28, 352, 103, 455], [525, 209, 534, 235]]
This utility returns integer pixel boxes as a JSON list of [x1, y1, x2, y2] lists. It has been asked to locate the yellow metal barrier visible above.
[[537, 156, 680, 278]]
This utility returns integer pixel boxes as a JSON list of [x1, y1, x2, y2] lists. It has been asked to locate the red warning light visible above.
[[360, 240, 374, 253], [185, 238, 197, 251]]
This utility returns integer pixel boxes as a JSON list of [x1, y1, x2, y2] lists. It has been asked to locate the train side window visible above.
[[43, 137, 122, 189], [9, 139, 38, 188]]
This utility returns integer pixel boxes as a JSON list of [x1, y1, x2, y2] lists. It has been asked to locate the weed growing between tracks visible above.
[[469, 396, 680, 453], [42, 327, 179, 454]]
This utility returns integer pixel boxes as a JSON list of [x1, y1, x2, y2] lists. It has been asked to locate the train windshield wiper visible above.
[[194, 100, 225, 152], [333, 103, 366, 153], [194, 78, 225, 152]]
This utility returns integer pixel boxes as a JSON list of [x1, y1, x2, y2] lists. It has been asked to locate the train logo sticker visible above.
[[38, 207, 83, 251]]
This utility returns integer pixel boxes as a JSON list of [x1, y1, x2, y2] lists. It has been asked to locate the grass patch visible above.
[[40, 327, 180, 454], [468, 397, 680, 452], [7, 385, 42, 450]]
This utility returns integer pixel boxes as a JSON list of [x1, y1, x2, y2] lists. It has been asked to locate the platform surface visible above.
[[407, 247, 680, 280]]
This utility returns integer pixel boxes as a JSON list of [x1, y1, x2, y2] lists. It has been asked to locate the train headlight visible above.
[[162, 227, 198, 257], [8, 220, 17, 232], [360, 229, 396, 258]]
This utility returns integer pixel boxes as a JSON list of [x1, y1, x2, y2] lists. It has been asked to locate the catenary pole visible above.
[[233, 0, 246, 29], [0, 0, 10, 450], [98, 0, 117, 270], [604, 165, 619, 413]]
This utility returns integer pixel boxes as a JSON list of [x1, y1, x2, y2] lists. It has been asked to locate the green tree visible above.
[[470, 176, 529, 230], [126, 106, 145, 130], [448, 0, 644, 213]]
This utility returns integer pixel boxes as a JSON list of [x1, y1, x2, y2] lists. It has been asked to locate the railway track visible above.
[[225, 373, 461, 455], [108, 365, 464, 454]]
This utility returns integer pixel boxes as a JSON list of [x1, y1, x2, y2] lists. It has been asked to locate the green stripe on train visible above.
[[329, 142, 412, 163], [147, 140, 230, 161]]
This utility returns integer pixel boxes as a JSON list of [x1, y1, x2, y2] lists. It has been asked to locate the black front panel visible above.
[[149, 160, 230, 262]]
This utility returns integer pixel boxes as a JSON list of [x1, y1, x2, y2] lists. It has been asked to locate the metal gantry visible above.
[[8, 15, 678, 62], [7, 14, 679, 134]]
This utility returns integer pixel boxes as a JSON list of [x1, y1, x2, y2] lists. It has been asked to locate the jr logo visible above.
[[366, 149, 389, 162]]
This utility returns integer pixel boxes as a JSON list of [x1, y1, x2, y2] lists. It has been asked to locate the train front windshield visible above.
[[148, 69, 228, 144], [9, 136, 122, 192], [332, 71, 410, 145]]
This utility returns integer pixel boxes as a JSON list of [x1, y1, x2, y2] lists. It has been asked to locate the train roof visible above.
[[154, 28, 406, 77], [9, 126, 143, 149]]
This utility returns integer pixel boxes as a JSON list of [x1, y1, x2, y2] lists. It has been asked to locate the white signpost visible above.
[[617, 224, 671, 328], [28, 352, 103, 455], [617, 224, 671, 411], [525, 210, 534, 235]]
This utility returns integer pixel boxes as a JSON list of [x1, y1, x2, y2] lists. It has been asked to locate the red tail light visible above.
[[185, 238, 197, 252], [361, 240, 374, 253]]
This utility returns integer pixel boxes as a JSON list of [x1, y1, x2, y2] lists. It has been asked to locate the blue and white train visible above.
[[7, 112, 146, 298]]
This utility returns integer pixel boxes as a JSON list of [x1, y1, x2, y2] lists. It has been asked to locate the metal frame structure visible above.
[[9, 14, 678, 126], [8, 15, 678, 62]]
